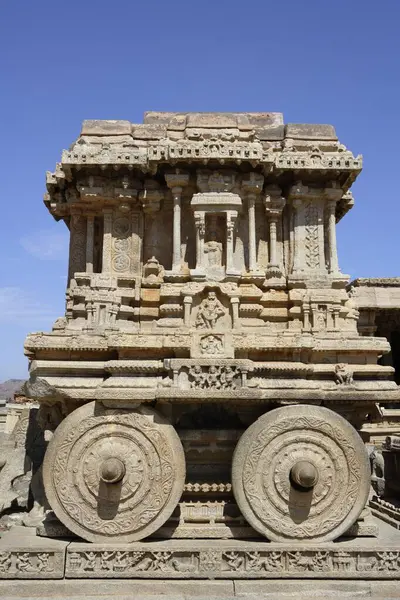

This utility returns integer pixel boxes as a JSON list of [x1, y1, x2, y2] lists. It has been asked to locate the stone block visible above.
[[0, 579, 235, 599], [131, 124, 167, 140], [285, 123, 338, 140], [244, 112, 284, 127], [257, 125, 285, 140], [143, 111, 185, 126], [141, 288, 160, 303], [0, 526, 67, 579], [167, 114, 188, 130], [80, 120, 132, 136], [187, 113, 239, 129]]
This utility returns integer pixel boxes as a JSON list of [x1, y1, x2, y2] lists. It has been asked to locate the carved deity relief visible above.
[[304, 202, 320, 270], [200, 334, 224, 355], [314, 305, 327, 330], [204, 232, 223, 268], [189, 365, 238, 389], [195, 291, 226, 329], [334, 363, 354, 385], [203, 214, 225, 278]]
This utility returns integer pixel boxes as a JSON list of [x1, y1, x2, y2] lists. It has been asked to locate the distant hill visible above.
[[0, 379, 26, 401]]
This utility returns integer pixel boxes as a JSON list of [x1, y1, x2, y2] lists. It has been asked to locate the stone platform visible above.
[[1, 579, 400, 600], [1, 519, 400, 583]]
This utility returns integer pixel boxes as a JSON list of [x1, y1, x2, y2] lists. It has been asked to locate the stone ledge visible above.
[[1, 579, 400, 599]]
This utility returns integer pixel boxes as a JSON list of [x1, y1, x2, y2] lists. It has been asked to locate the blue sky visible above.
[[0, 0, 399, 381]]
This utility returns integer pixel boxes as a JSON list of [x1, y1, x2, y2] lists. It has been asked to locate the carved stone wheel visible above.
[[43, 402, 185, 543], [232, 405, 370, 543]]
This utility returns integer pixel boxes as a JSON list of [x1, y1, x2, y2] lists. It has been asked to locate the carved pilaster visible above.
[[183, 296, 193, 327], [165, 171, 189, 274], [193, 211, 206, 275], [102, 209, 113, 273], [264, 185, 286, 279], [230, 296, 240, 329], [242, 172, 264, 273], [293, 198, 304, 273], [68, 212, 86, 281], [111, 205, 132, 274], [131, 210, 142, 275], [85, 214, 95, 274], [289, 182, 307, 274], [326, 197, 340, 274], [226, 212, 237, 275]]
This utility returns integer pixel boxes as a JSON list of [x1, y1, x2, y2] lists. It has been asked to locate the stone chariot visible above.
[[24, 112, 399, 550]]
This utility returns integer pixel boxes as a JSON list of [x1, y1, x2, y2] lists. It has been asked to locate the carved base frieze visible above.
[[63, 537, 400, 579], [2, 523, 400, 579], [0, 527, 67, 579]]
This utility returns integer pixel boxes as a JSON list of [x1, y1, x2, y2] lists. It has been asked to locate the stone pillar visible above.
[[131, 210, 142, 275], [287, 181, 309, 275], [86, 300, 94, 329], [226, 212, 237, 274], [194, 211, 205, 272], [230, 296, 240, 329], [269, 217, 278, 266], [248, 194, 256, 271], [292, 198, 304, 273], [264, 185, 286, 284], [86, 215, 95, 273], [183, 296, 193, 327], [303, 302, 311, 332], [326, 200, 339, 273], [172, 188, 182, 271], [102, 208, 113, 273], [165, 171, 189, 274], [327, 307, 334, 330], [333, 307, 340, 330], [242, 172, 264, 273]]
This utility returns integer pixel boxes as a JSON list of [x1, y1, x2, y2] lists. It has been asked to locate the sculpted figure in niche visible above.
[[200, 334, 223, 355], [189, 365, 206, 389], [334, 363, 353, 385], [204, 231, 223, 267], [195, 291, 226, 329], [315, 305, 327, 330]]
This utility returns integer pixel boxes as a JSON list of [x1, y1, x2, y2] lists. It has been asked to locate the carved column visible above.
[[172, 189, 182, 271], [165, 171, 189, 274], [226, 212, 238, 275], [102, 208, 113, 273], [264, 185, 286, 284], [194, 211, 205, 272], [326, 199, 339, 274], [86, 215, 95, 273], [248, 194, 256, 271], [230, 296, 240, 329], [242, 172, 264, 273], [293, 200, 304, 272], [303, 301, 311, 332], [183, 296, 193, 327], [269, 217, 278, 266], [290, 185, 306, 274]]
